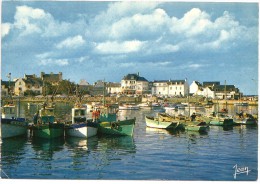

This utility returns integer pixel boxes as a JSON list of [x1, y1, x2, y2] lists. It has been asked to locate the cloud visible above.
[[95, 40, 145, 54], [39, 58, 69, 66], [2, 3, 258, 75], [1, 23, 12, 38], [13, 5, 51, 36], [56, 35, 86, 49]]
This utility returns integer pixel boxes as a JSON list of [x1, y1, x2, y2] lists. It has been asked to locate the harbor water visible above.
[[0, 102, 258, 180]]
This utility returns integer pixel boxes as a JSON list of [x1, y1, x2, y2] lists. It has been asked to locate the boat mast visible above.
[[6, 73, 13, 104], [75, 84, 81, 105], [225, 80, 227, 110], [103, 79, 106, 106]]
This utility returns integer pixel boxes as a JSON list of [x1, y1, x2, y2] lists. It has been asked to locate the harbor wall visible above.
[[1, 96, 258, 106]]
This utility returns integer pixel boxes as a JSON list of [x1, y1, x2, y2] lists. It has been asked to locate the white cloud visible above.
[[170, 8, 212, 37], [13, 5, 51, 36], [1, 23, 12, 38], [39, 58, 69, 66], [95, 40, 145, 54], [56, 35, 86, 49]]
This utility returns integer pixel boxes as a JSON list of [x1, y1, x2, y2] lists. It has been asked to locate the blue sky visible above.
[[1, 1, 258, 95]]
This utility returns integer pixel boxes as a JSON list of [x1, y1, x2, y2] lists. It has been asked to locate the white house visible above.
[[106, 82, 121, 94], [189, 81, 203, 94], [152, 79, 189, 97], [121, 73, 149, 94]]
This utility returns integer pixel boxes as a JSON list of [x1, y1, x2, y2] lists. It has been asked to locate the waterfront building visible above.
[[121, 73, 149, 94], [189, 81, 203, 95], [106, 82, 121, 94], [1, 80, 15, 97], [14, 74, 43, 96], [91, 80, 106, 96], [152, 79, 189, 97], [78, 79, 93, 95], [213, 85, 240, 100], [40, 72, 62, 85], [190, 80, 241, 99]]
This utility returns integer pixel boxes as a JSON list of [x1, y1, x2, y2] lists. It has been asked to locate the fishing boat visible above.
[[233, 113, 257, 125], [1, 103, 28, 139], [65, 103, 98, 138], [65, 86, 98, 138], [30, 102, 64, 139], [93, 104, 136, 136], [1, 75, 28, 139], [145, 113, 184, 130], [137, 102, 152, 109], [207, 113, 234, 126], [119, 103, 140, 110], [234, 102, 249, 106], [184, 121, 208, 132], [98, 118, 136, 136]]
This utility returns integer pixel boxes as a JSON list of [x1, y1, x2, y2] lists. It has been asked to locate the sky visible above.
[[1, 0, 259, 95]]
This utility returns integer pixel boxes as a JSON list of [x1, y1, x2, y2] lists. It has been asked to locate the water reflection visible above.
[[31, 137, 65, 160], [65, 136, 98, 151], [1, 136, 27, 161], [145, 127, 183, 137], [1, 136, 28, 178]]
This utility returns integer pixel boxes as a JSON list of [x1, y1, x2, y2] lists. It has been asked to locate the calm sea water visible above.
[[0, 102, 258, 180]]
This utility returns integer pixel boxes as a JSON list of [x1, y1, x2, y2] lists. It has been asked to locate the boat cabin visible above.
[[2, 104, 16, 119], [98, 105, 118, 122], [72, 107, 87, 124], [39, 107, 55, 123]]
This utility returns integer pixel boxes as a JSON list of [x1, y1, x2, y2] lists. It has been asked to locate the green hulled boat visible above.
[[93, 104, 136, 136], [201, 112, 234, 126], [209, 117, 233, 126], [184, 121, 209, 132], [98, 118, 136, 136], [31, 103, 64, 139], [145, 113, 185, 130]]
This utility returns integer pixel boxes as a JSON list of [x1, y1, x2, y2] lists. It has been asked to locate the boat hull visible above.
[[209, 118, 233, 126], [98, 118, 135, 136], [32, 123, 64, 139], [185, 125, 208, 132], [65, 122, 98, 138], [234, 118, 256, 125], [1, 120, 28, 138], [145, 116, 179, 129]]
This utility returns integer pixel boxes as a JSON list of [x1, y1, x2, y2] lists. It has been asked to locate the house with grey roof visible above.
[[121, 73, 149, 94], [14, 74, 43, 95], [189, 81, 203, 94], [1, 80, 15, 96], [191, 80, 241, 99], [152, 79, 189, 97]]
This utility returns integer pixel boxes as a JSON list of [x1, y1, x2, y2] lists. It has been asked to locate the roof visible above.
[[203, 81, 220, 87], [153, 80, 186, 84], [213, 85, 237, 92], [122, 73, 148, 82], [23, 78, 43, 86], [41, 72, 62, 82], [1, 80, 15, 87], [193, 81, 202, 86], [24, 74, 37, 79], [106, 82, 121, 87]]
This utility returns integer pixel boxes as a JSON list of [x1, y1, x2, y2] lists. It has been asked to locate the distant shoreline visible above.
[[1, 96, 258, 106]]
